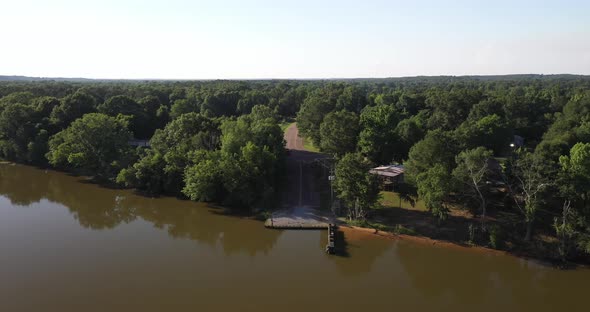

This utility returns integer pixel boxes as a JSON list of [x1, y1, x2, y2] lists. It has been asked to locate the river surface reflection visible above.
[[0, 164, 588, 312]]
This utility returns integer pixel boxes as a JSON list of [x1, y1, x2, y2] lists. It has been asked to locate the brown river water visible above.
[[0, 164, 588, 312]]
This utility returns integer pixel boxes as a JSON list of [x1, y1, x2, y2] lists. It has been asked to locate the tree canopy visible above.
[[47, 113, 132, 178], [2, 75, 590, 260], [334, 153, 380, 220]]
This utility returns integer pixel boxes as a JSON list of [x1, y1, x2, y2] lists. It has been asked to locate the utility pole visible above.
[[328, 163, 335, 214], [314, 157, 336, 213]]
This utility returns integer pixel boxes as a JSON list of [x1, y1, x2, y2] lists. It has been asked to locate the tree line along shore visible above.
[[1, 75, 589, 265]]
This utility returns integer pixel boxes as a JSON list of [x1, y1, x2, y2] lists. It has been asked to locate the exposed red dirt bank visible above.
[[340, 225, 514, 257]]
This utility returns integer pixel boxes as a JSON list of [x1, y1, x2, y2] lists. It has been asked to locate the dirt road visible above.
[[282, 123, 326, 207], [284, 123, 305, 150]]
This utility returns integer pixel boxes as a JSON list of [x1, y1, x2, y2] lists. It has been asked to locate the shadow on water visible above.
[[0, 163, 578, 269], [317, 227, 349, 257], [76, 177, 129, 190], [0, 163, 283, 257], [321, 228, 393, 276], [333, 228, 350, 257]]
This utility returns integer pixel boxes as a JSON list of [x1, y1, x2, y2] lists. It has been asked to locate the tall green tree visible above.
[[116, 150, 167, 195], [47, 113, 132, 178], [553, 143, 590, 260], [170, 98, 200, 119], [182, 151, 224, 202], [452, 147, 493, 220], [319, 110, 359, 157], [394, 114, 425, 161], [336, 85, 367, 113], [183, 108, 285, 209], [138, 95, 168, 134], [50, 91, 97, 127], [507, 149, 552, 241], [125, 112, 221, 194], [559, 142, 590, 211], [297, 88, 337, 144], [425, 88, 482, 131], [358, 104, 401, 164], [455, 114, 512, 154], [278, 85, 307, 117], [416, 164, 451, 223], [0, 103, 37, 161], [221, 105, 284, 158], [220, 142, 279, 208], [0, 92, 35, 110], [237, 90, 270, 115], [98, 95, 150, 138], [200, 90, 240, 117], [33, 96, 61, 119], [404, 129, 457, 184], [334, 153, 380, 220]]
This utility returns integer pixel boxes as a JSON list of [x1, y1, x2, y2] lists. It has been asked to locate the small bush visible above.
[[371, 223, 390, 232], [468, 223, 477, 245], [346, 219, 368, 227], [488, 225, 503, 249], [256, 210, 272, 221], [393, 224, 416, 235]]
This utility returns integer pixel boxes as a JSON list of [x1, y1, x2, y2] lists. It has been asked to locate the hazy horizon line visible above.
[[2, 73, 589, 82]]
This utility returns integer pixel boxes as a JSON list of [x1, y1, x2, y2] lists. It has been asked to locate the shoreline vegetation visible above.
[[339, 189, 589, 267], [339, 221, 583, 270], [340, 225, 507, 255], [0, 159, 585, 268], [341, 221, 557, 266], [1, 76, 590, 266], [302, 136, 320, 153]]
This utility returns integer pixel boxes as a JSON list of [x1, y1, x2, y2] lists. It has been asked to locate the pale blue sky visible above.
[[0, 0, 589, 79]]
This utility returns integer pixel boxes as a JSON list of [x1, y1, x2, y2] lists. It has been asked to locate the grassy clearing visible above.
[[303, 138, 320, 152], [345, 219, 417, 235], [392, 224, 417, 235], [279, 121, 294, 133], [346, 219, 389, 231], [279, 120, 320, 153], [379, 191, 426, 211]]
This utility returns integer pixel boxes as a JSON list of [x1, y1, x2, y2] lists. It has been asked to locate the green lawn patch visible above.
[[392, 224, 417, 235], [379, 191, 426, 211], [303, 137, 320, 152], [345, 218, 416, 235], [279, 121, 294, 133]]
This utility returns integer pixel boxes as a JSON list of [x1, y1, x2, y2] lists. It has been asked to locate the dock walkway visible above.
[[265, 123, 339, 256]]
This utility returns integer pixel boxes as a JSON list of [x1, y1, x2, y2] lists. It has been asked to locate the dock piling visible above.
[[325, 224, 336, 254]]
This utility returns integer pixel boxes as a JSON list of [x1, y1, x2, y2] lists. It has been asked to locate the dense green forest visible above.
[[1, 75, 590, 262]]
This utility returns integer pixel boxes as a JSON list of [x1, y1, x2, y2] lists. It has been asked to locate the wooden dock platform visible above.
[[265, 207, 339, 255]]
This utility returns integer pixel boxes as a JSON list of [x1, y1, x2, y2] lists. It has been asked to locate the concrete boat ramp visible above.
[[265, 205, 338, 254], [271, 124, 336, 229], [265, 206, 337, 229], [266, 123, 339, 253]]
